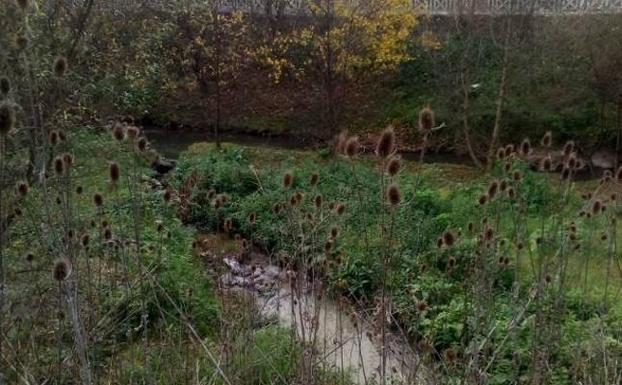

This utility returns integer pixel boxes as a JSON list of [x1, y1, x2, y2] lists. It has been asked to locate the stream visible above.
[[144, 127, 473, 166], [215, 249, 422, 384]]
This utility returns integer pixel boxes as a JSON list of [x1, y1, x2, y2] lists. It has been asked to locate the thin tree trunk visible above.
[[487, 18, 512, 169], [461, 73, 483, 168], [214, 9, 222, 149], [616, 98, 621, 169]]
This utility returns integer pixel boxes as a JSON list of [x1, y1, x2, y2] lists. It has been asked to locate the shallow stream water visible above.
[[219, 254, 422, 385]]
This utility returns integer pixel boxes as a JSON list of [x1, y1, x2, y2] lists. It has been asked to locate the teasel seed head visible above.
[[387, 184, 401, 207], [499, 180, 509, 192], [540, 156, 552, 172], [335, 203, 346, 216], [496, 147, 506, 160], [109, 162, 120, 183], [103, 228, 112, 240], [126, 126, 139, 140], [512, 170, 522, 182], [324, 238, 333, 254], [478, 194, 488, 205], [592, 200, 602, 215], [283, 172, 293, 189], [376, 126, 396, 158], [442, 231, 456, 247], [49, 130, 59, 146], [16, 35, 29, 49], [81, 234, 90, 247], [314, 194, 323, 209], [418, 339, 432, 353], [562, 141, 574, 157], [163, 189, 172, 202], [53, 258, 71, 282], [544, 274, 552, 284], [418, 107, 435, 133], [62, 153, 74, 169], [330, 226, 339, 238], [436, 237, 443, 248], [26, 253, 34, 262], [289, 194, 298, 207], [53, 156, 64, 175], [76, 186, 83, 195], [485, 228, 494, 241], [504, 144, 515, 158], [387, 156, 401, 177], [488, 180, 499, 199], [248, 212, 256, 225], [416, 300, 428, 312], [53, 56, 68, 78], [447, 256, 456, 269], [112, 124, 125, 141], [310, 172, 320, 187], [443, 348, 457, 363], [136, 137, 148, 152], [93, 193, 104, 207], [14, 207, 22, 216], [345, 136, 360, 158], [17, 181, 28, 197], [541, 131, 552, 147], [0, 77, 10, 97], [0, 102, 15, 135], [467, 222, 474, 232], [504, 161, 512, 173], [272, 203, 282, 214], [156, 220, 164, 233], [520, 138, 531, 156]]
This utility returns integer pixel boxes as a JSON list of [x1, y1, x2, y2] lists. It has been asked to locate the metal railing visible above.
[[411, 0, 622, 15], [49, 0, 622, 15]]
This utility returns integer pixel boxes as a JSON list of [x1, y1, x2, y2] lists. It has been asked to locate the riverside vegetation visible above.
[[1, 1, 622, 385]]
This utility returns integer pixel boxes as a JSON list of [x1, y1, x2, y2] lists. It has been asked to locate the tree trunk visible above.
[[487, 18, 512, 169], [616, 98, 621, 169], [461, 73, 483, 168]]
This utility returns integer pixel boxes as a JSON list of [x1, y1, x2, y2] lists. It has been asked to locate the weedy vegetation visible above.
[[1, 1, 621, 385]]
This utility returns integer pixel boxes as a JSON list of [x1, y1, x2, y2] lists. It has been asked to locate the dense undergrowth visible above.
[[173, 138, 622, 384]]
